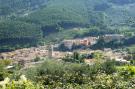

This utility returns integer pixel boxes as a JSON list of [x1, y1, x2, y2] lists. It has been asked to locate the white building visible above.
[[103, 34, 124, 42]]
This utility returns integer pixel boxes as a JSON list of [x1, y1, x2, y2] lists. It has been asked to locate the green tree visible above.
[[63, 52, 84, 63]]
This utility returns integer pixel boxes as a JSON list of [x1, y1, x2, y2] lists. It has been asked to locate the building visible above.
[[47, 45, 54, 59], [62, 37, 98, 49], [52, 51, 72, 59], [62, 40, 75, 49], [103, 34, 124, 42], [84, 37, 99, 46]]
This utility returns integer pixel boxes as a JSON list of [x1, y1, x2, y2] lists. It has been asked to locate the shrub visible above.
[[100, 60, 116, 74], [62, 52, 85, 63], [118, 66, 135, 79], [23, 60, 135, 89], [33, 56, 41, 62], [0, 75, 44, 89], [0, 59, 12, 81]]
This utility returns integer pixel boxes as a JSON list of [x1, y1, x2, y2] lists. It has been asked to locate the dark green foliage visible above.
[[24, 60, 91, 87], [118, 66, 135, 79], [62, 52, 85, 63], [33, 57, 41, 62], [124, 36, 135, 46], [23, 7, 89, 27], [94, 3, 110, 11], [130, 59, 135, 65], [100, 60, 116, 74], [22, 59, 135, 89], [0, 59, 12, 81], [91, 38, 124, 50], [109, 0, 135, 5], [58, 43, 71, 51], [0, 0, 49, 16], [0, 6, 13, 15], [0, 20, 42, 39], [0, 20, 42, 51], [0, 0, 135, 50], [0, 0, 111, 50]]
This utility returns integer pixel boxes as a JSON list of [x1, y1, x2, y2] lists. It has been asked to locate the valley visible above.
[[0, 34, 131, 67], [1, 0, 135, 88]]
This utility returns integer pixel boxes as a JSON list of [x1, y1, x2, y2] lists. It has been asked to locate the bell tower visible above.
[[48, 44, 53, 59]]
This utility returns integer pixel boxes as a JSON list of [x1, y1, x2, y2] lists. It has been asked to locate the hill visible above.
[[0, 20, 42, 52], [0, 0, 135, 51], [0, 0, 49, 16]]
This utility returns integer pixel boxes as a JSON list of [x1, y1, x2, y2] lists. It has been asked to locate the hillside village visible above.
[[0, 34, 129, 66], [1, 0, 135, 88]]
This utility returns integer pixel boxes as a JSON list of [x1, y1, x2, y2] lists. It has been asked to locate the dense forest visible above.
[[0, 0, 135, 51], [0, 0, 49, 16], [0, 20, 42, 52]]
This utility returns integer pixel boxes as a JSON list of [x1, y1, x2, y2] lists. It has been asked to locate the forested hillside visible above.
[[109, 0, 135, 5], [0, 0, 49, 16], [0, 0, 135, 52], [0, 20, 42, 52]]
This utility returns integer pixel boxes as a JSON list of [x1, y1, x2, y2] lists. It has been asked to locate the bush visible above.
[[62, 52, 85, 63], [33, 57, 41, 62], [0, 75, 44, 89], [0, 59, 12, 81], [118, 66, 135, 79], [22, 60, 135, 89], [100, 60, 116, 74], [0, 59, 12, 66]]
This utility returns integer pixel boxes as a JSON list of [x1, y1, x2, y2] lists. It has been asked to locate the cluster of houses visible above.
[[0, 34, 127, 65], [75, 48, 129, 64], [0, 47, 129, 65], [103, 34, 125, 42], [0, 46, 72, 62], [57, 34, 125, 50], [61, 37, 99, 49]]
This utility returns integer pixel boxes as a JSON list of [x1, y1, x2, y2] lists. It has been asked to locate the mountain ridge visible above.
[[0, 0, 135, 52]]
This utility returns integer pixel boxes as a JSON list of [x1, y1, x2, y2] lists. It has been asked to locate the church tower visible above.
[[48, 44, 53, 59]]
